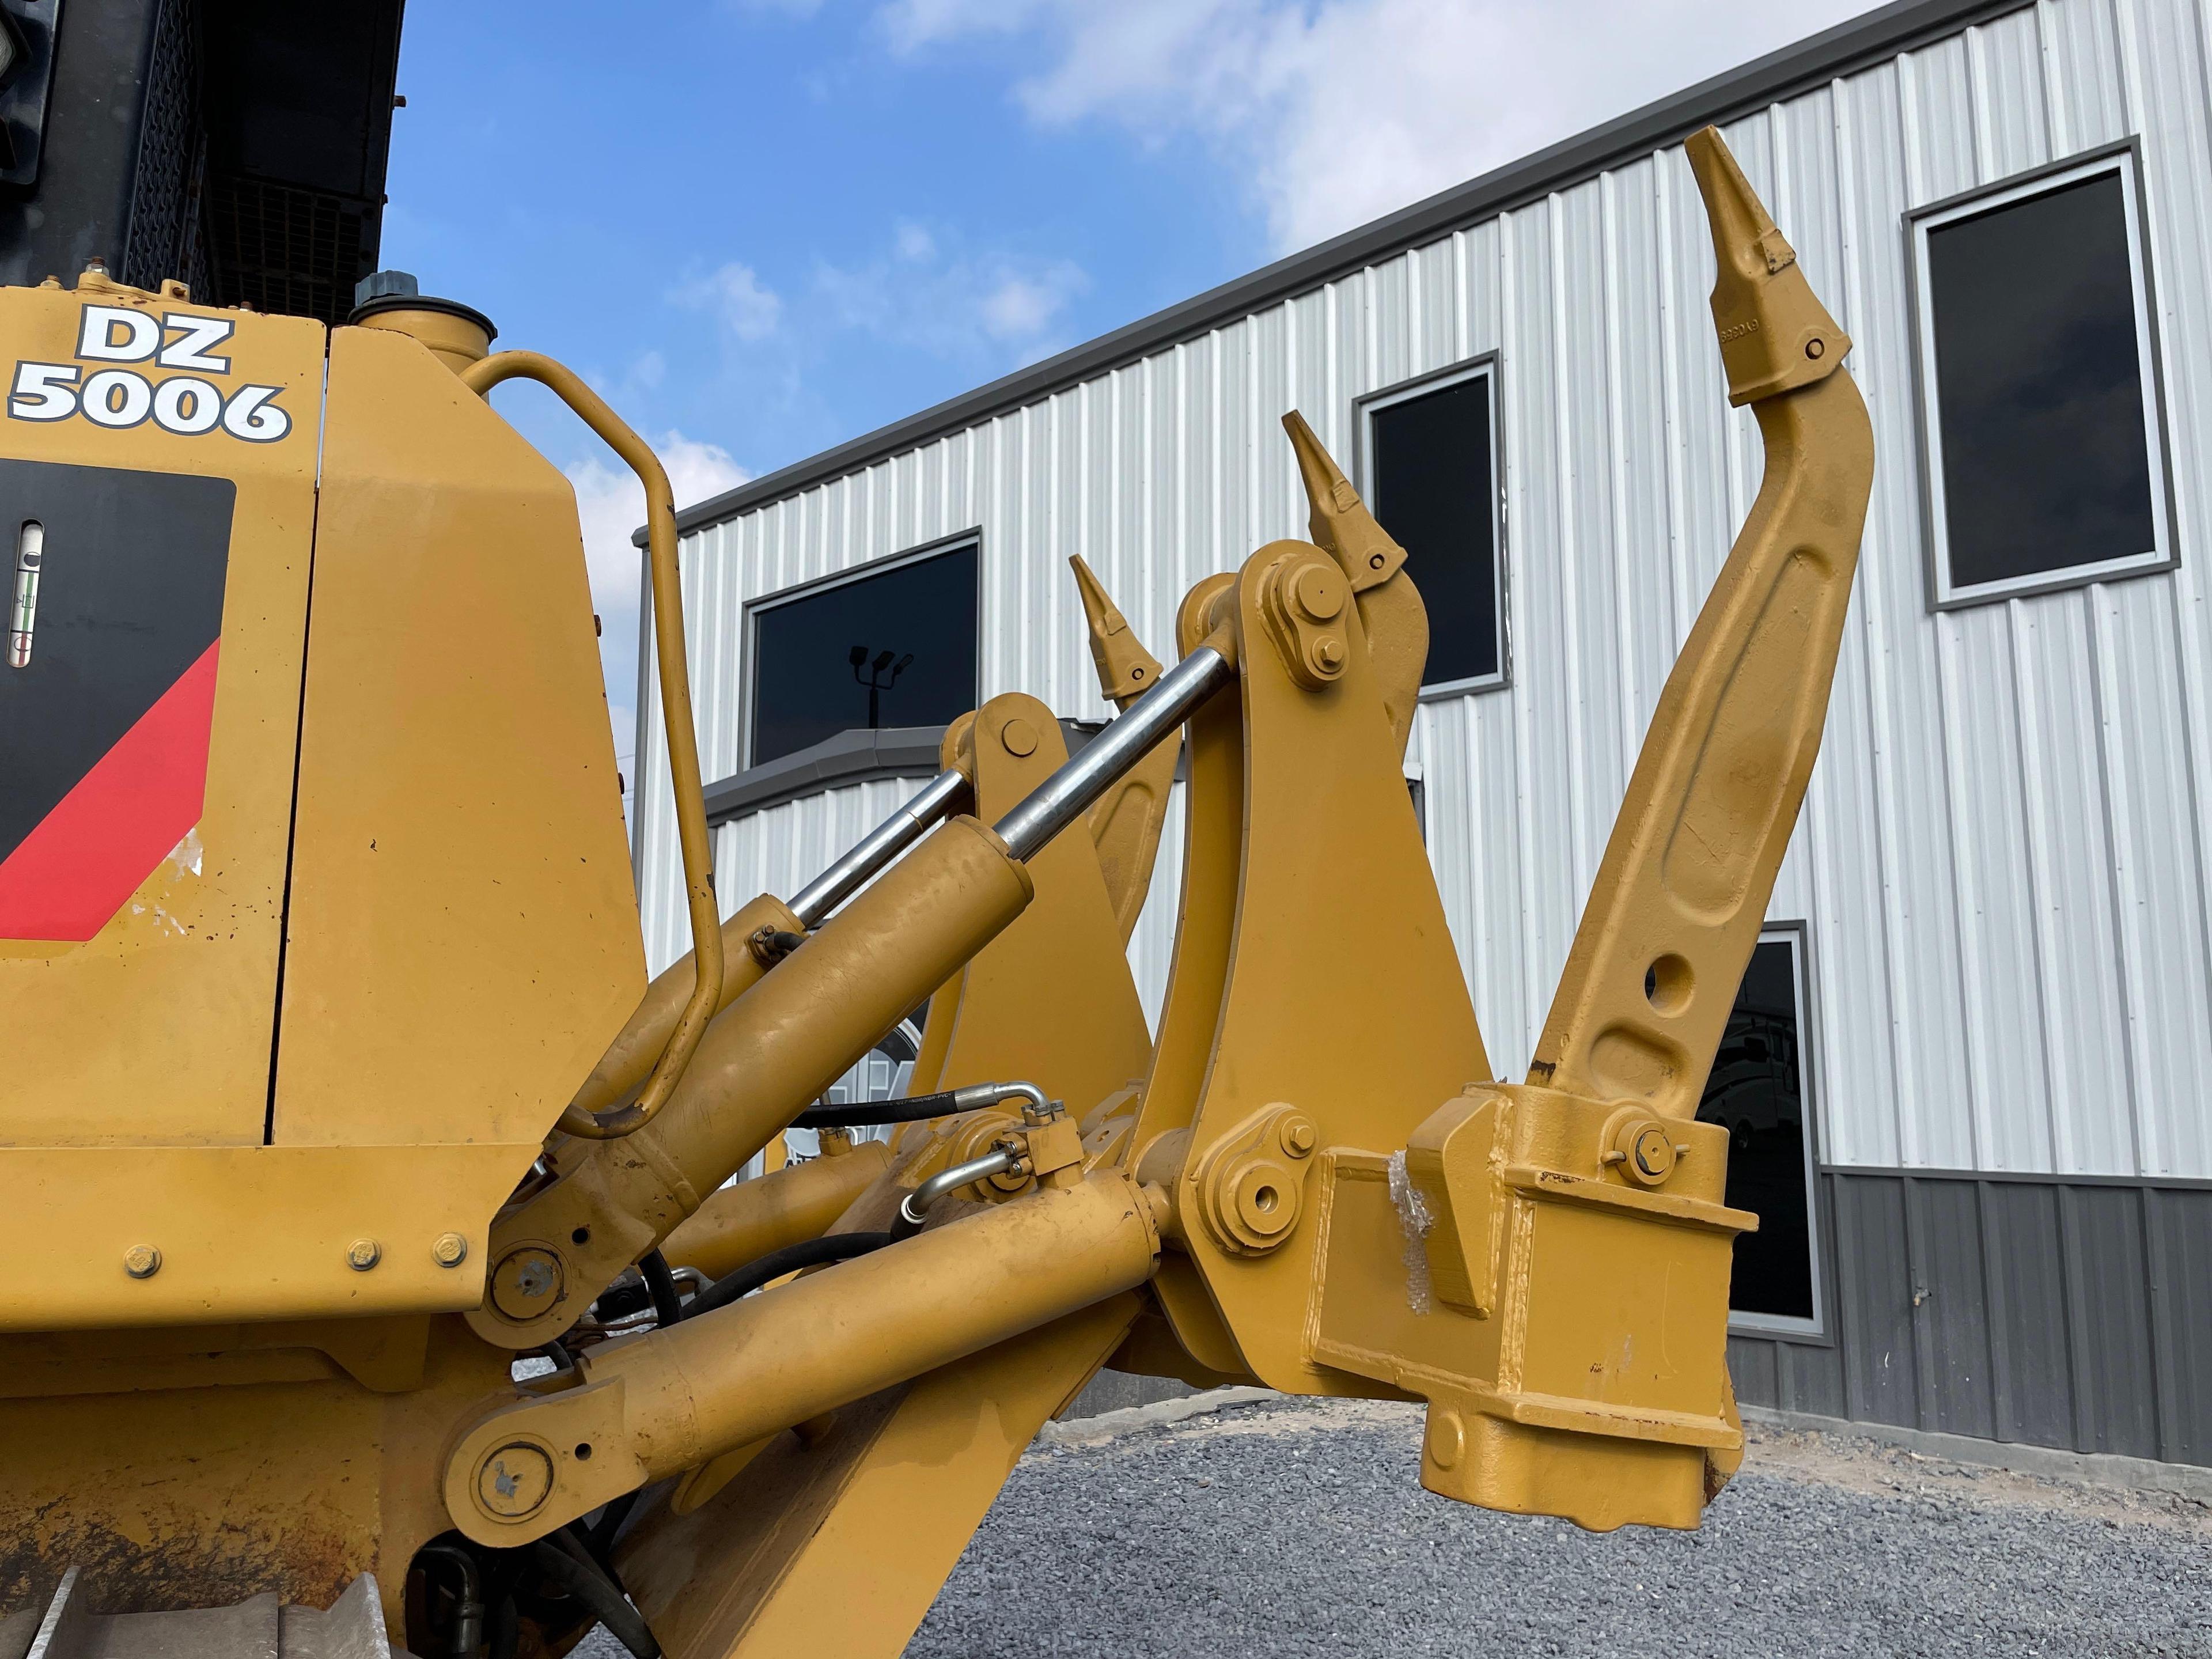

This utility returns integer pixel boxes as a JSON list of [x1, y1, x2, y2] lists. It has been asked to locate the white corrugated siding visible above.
[[636, 0, 2212, 1181]]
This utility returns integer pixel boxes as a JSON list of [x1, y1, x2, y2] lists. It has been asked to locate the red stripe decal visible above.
[[0, 642, 222, 942]]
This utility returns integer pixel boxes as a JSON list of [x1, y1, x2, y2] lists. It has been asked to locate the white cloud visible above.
[[671, 260, 785, 341], [816, 222, 1087, 362], [567, 432, 751, 761], [979, 272, 1063, 340], [894, 219, 937, 262], [880, 0, 1876, 252]]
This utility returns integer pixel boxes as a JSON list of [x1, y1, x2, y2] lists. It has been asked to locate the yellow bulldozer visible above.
[[0, 120, 1870, 1659]]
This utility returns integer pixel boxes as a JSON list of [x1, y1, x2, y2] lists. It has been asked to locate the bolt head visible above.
[[123, 1244, 162, 1280], [1278, 1115, 1318, 1158], [347, 1238, 382, 1272], [432, 1232, 469, 1268], [1312, 634, 1346, 672], [475, 1441, 555, 1520]]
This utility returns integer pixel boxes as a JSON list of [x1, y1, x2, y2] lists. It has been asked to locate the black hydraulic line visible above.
[[414, 1543, 486, 1659], [638, 1250, 683, 1328], [588, 1490, 641, 1565], [683, 1231, 893, 1321], [532, 1536, 660, 1659], [791, 1078, 1047, 1132], [790, 1087, 974, 1130], [537, 1339, 578, 1374], [747, 926, 806, 964], [485, 1595, 518, 1659]]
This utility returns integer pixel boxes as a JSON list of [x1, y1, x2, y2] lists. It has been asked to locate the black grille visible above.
[[121, 0, 211, 298], [203, 173, 372, 326]]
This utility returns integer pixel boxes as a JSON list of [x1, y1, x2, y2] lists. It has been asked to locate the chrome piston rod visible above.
[[788, 766, 971, 926], [788, 642, 1228, 923], [993, 645, 1232, 862]]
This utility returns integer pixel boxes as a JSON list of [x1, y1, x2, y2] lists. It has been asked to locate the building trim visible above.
[[703, 724, 949, 827], [1818, 1164, 2212, 1191], [641, 0, 2036, 546]]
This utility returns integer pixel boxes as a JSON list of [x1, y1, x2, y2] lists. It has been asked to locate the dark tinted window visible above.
[[1925, 169, 2158, 592], [748, 543, 979, 767], [1696, 938, 1815, 1322], [1368, 373, 1500, 686]]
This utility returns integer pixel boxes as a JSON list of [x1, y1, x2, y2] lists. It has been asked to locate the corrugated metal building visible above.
[[631, 0, 2212, 1466]]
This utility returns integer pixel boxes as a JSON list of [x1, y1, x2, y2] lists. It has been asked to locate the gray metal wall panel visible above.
[[2146, 1187, 2212, 1463], [1832, 1176, 1919, 1427], [2061, 1184, 2160, 1457], [1905, 1177, 1997, 1438], [1777, 1333, 1850, 1419], [1726, 1338, 1779, 1407], [1981, 1180, 2078, 1448], [1730, 1171, 2207, 1466]]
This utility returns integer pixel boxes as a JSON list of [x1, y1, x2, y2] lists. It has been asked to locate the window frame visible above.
[[1353, 353, 1510, 698], [737, 527, 984, 772], [1906, 141, 2176, 611], [1717, 922, 1830, 1342]]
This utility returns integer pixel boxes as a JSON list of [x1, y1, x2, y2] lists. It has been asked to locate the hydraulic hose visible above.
[[531, 1536, 660, 1659], [638, 1251, 683, 1328], [588, 1491, 640, 1565], [789, 1079, 1048, 1131], [683, 1230, 894, 1321], [414, 1543, 484, 1659]]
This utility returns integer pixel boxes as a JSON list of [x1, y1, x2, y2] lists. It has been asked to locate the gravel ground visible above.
[[903, 1397, 2212, 1658]]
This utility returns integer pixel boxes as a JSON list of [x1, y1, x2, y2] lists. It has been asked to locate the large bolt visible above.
[[432, 1232, 469, 1268], [347, 1238, 382, 1272], [490, 1246, 565, 1320], [475, 1442, 555, 1520], [123, 1244, 162, 1280]]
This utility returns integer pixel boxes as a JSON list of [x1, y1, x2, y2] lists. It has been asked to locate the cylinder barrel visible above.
[[620, 1171, 1159, 1478], [569, 892, 804, 1119], [659, 1138, 891, 1282], [444, 1172, 1161, 1543], [646, 816, 1033, 1192]]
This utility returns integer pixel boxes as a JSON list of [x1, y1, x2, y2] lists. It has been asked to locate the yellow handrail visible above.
[[461, 350, 722, 1139]]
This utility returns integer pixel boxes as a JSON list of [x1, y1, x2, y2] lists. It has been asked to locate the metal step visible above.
[[0, 1570, 397, 1659]]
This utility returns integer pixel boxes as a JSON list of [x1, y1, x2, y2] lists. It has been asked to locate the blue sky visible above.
[[383, 0, 1870, 773]]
